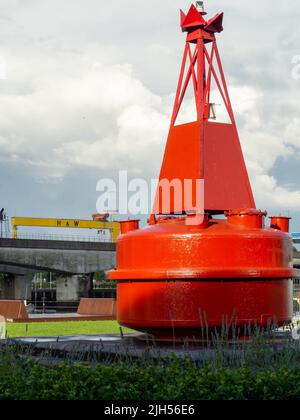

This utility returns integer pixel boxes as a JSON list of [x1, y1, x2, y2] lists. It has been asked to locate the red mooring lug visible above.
[[270, 216, 291, 233], [225, 209, 267, 229], [119, 220, 140, 235]]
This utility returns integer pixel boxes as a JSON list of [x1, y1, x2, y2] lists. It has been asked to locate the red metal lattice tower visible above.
[[154, 4, 255, 215]]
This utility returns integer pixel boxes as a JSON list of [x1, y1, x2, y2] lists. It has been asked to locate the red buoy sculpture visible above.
[[109, 2, 298, 339]]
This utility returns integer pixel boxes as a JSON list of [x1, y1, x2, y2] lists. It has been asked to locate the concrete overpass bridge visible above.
[[294, 251, 300, 268], [292, 236, 300, 311], [0, 237, 116, 301], [292, 233, 300, 268]]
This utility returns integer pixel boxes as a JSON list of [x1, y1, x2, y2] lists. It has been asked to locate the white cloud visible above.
[[284, 118, 300, 148], [0, 46, 169, 180], [252, 173, 300, 211]]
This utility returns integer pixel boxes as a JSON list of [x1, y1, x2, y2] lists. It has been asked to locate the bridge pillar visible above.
[[0, 274, 32, 301], [56, 275, 90, 303]]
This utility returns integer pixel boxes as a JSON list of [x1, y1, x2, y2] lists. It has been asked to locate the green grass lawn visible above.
[[6, 321, 134, 338]]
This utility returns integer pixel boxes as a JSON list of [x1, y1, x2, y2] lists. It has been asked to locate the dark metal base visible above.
[[3, 330, 298, 363]]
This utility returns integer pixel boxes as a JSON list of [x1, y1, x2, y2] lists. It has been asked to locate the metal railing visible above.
[[0, 232, 112, 243], [27, 300, 79, 314], [294, 279, 300, 302]]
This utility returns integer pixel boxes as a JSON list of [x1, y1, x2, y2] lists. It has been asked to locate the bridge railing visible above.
[[292, 235, 300, 246], [0, 232, 112, 243]]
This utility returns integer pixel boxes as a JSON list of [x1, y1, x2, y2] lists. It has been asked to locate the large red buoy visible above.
[[109, 2, 298, 339]]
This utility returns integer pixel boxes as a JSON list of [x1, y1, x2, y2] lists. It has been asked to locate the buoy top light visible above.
[[195, 1, 207, 15]]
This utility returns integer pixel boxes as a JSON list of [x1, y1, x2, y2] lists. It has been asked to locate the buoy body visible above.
[[110, 212, 295, 338], [109, 4, 298, 339]]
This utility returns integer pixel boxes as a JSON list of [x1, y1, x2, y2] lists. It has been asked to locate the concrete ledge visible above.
[[78, 298, 116, 319], [0, 248, 116, 275], [10, 314, 117, 323], [0, 238, 116, 252], [0, 300, 28, 321]]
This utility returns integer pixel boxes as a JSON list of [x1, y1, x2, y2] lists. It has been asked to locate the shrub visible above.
[[0, 352, 300, 400]]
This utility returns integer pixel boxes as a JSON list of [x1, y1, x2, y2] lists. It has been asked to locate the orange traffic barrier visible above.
[[77, 298, 116, 319], [0, 300, 29, 321]]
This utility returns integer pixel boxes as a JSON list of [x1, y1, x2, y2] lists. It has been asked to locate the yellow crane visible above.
[[11, 216, 120, 243]]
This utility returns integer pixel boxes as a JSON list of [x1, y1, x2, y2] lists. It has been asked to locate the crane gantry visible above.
[[11, 215, 120, 243]]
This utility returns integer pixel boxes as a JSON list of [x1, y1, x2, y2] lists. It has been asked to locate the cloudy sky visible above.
[[0, 0, 300, 231]]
